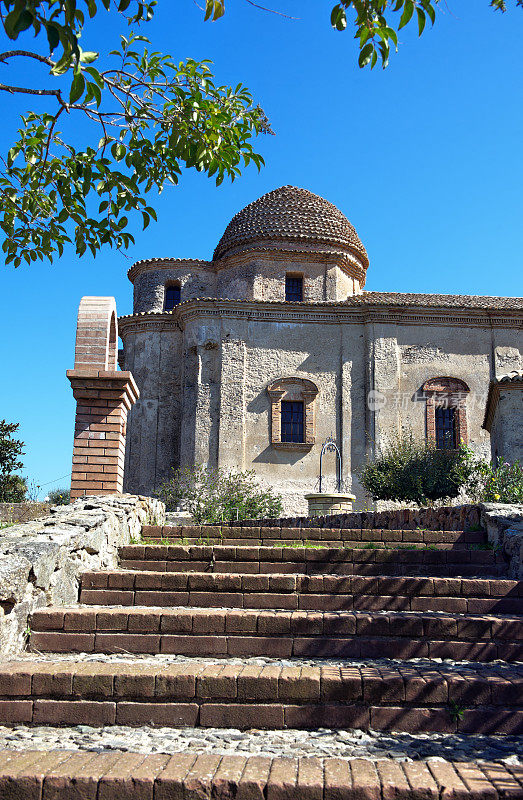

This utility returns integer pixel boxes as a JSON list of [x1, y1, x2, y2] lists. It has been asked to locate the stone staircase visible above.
[[1, 521, 522, 797]]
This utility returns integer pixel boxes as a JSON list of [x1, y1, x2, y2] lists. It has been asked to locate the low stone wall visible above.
[[0, 502, 50, 525], [0, 494, 164, 657], [480, 502, 523, 579], [230, 504, 483, 532]]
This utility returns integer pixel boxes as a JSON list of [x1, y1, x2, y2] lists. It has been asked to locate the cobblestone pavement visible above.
[[0, 724, 521, 763], [14, 650, 523, 675]]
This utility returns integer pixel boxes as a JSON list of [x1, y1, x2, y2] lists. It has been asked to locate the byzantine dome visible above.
[[213, 186, 369, 268]]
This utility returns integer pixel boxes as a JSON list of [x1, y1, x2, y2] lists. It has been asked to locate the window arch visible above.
[[164, 283, 181, 311], [267, 377, 319, 449], [422, 377, 470, 448]]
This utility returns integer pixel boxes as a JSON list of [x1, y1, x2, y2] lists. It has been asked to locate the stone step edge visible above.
[[3, 659, 522, 701], [0, 661, 522, 734], [1, 697, 522, 734], [81, 570, 522, 597], [120, 561, 506, 579], [121, 545, 502, 564], [142, 525, 487, 542], [78, 588, 523, 615], [0, 750, 521, 799]]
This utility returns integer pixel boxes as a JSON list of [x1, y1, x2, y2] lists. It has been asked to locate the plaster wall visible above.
[[122, 327, 183, 495], [119, 308, 522, 515], [489, 389, 523, 463]]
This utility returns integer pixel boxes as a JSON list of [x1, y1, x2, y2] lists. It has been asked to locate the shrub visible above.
[[467, 459, 523, 504], [48, 488, 70, 506], [159, 465, 283, 523], [359, 433, 476, 506], [0, 420, 25, 502]]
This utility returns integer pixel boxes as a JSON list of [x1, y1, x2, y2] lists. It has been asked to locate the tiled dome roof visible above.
[[213, 186, 369, 266]]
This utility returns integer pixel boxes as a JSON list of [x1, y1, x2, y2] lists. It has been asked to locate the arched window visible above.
[[267, 377, 318, 449], [164, 283, 181, 311], [422, 377, 470, 448]]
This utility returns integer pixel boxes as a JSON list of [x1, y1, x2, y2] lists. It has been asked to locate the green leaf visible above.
[[331, 4, 347, 29], [398, 0, 415, 29], [80, 51, 99, 64], [416, 7, 426, 35], [46, 24, 60, 53], [51, 53, 73, 76], [358, 41, 374, 68], [69, 73, 85, 104]]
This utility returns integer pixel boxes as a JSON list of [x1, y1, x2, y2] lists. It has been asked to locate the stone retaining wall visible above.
[[0, 494, 164, 657], [480, 502, 523, 579], [229, 504, 483, 531], [0, 502, 50, 525]]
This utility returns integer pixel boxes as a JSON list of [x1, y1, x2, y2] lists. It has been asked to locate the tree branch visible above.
[[0, 83, 65, 103], [0, 50, 54, 67]]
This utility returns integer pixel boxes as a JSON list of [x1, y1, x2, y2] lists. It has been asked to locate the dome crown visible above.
[[213, 186, 368, 266]]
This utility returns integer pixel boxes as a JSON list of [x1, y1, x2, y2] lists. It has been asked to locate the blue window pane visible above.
[[281, 401, 304, 443], [164, 285, 181, 310], [285, 276, 303, 302]]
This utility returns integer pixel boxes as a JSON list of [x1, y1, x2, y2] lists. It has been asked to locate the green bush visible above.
[[0, 474, 26, 503], [0, 420, 26, 502], [468, 459, 523, 504], [48, 488, 70, 506], [359, 433, 475, 506], [159, 465, 283, 523]]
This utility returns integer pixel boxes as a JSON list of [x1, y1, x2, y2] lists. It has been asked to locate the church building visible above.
[[115, 186, 523, 514]]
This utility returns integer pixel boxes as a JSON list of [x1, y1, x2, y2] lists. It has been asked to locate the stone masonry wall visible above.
[[230, 504, 484, 531], [0, 503, 50, 525], [481, 502, 523, 579], [0, 494, 164, 657]]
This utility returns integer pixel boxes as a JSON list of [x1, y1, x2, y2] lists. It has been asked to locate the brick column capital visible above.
[[68, 301, 139, 500]]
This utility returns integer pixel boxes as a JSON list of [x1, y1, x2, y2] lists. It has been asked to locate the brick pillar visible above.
[[68, 297, 139, 499], [68, 370, 139, 499]]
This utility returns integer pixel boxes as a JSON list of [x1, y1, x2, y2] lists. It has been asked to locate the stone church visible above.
[[109, 186, 522, 514]]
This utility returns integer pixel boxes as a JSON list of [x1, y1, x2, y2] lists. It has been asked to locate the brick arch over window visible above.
[[422, 376, 470, 447], [74, 296, 118, 371], [267, 377, 319, 449]]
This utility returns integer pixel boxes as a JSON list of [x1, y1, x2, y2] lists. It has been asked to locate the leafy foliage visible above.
[[205, 0, 522, 70], [0, 1, 271, 265], [359, 432, 476, 505], [159, 464, 283, 523], [47, 487, 71, 505], [467, 458, 523, 504], [0, 420, 26, 502]]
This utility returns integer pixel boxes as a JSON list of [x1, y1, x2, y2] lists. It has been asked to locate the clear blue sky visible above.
[[1, 1, 522, 496]]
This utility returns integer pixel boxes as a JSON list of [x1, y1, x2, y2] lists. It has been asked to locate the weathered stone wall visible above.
[[0, 494, 164, 657], [488, 388, 523, 464], [131, 263, 216, 313], [480, 502, 523, 579], [226, 503, 483, 531], [119, 300, 521, 515], [122, 326, 184, 496], [0, 503, 49, 525]]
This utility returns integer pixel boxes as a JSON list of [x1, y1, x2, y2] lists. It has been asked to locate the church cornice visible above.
[[118, 295, 523, 334]]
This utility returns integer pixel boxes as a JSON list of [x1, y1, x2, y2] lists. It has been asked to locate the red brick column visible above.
[[67, 297, 139, 499], [68, 370, 139, 499]]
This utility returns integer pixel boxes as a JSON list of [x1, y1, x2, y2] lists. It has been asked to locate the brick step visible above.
[[120, 544, 505, 578], [143, 524, 488, 547], [80, 571, 523, 614], [0, 750, 521, 800], [30, 606, 523, 662], [0, 660, 522, 733], [140, 539, 479, 550]]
